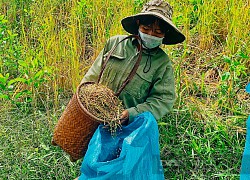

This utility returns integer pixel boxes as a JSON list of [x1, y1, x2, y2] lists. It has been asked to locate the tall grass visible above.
[[0, 0, 249, 179]]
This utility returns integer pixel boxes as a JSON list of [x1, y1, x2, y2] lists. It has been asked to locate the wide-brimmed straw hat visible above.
[[121, 0, 185, 45]]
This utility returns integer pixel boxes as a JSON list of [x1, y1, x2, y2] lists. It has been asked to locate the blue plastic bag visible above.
[[79, 112, 165, 180], [240, 83, 250, 179], [246, 83, 250, 94], [240, 116, 250, 179]]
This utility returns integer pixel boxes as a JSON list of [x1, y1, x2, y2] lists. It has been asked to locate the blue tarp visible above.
[[240, 83, 250, 179], [79, 112, 165, 180]]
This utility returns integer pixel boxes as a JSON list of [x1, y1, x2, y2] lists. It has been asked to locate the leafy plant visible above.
[[0, 14, 22, 77], [220, 53, 248, 96], [0, 63, 52, 111]]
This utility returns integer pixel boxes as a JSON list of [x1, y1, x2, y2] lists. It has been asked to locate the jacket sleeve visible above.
[[127, 61, 176, 121], [81, 49, 105, 83]]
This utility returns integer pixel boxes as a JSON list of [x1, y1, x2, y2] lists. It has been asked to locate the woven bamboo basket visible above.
[[51, 35, 142, 162], [52, 82, 104, 162]]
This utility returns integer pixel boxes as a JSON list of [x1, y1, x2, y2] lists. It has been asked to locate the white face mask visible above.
[[138, 30, 164, 49]]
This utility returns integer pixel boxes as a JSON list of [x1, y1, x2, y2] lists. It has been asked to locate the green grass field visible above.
[[0, 0, 249, 179]]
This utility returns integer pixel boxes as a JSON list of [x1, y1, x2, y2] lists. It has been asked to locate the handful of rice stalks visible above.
[[78, 83, 125, 134]]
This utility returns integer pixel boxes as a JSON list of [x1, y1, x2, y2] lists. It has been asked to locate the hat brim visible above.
[[121, 12, 185, 45]]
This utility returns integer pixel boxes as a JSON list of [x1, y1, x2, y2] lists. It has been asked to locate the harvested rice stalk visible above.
[[79, 83, 125, 135]]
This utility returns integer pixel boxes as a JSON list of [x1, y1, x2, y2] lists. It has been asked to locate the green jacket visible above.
[[81, 35, 176, 121]]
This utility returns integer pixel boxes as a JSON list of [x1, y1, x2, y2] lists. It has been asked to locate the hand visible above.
[[120, 110, 129, 125], [103, 110, 129, 129], [120, 110, 129, 119]]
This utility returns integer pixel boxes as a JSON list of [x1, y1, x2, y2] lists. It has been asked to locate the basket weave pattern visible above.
[[52, 93, 100, 161]]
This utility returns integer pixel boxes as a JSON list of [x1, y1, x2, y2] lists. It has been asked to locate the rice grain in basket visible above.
[[78, 83, 125, 135]]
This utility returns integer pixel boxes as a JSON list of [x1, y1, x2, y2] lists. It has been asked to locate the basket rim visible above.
[[76, 81, 107, 123]]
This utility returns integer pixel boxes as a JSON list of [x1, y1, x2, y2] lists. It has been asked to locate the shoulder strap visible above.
[[97, 35, 143, 96]]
